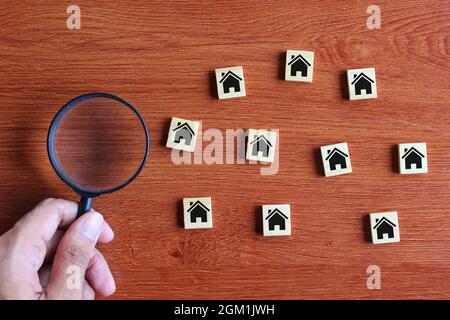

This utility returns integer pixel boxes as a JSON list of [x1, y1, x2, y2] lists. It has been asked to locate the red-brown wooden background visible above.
[[1, 0, 450, 299]]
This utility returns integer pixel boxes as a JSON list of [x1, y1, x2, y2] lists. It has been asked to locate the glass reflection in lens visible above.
[[53, 97, 147, 192]]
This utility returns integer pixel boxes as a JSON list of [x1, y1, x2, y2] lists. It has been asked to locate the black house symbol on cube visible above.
[[250, 134, 272, 157], [351, 72, 374, 95], [173, 122, 195, 146], [265, 208, 288, 231], [325, 148, 348, 171], [187, 200, 210, 223], [402, 147, 425, 170], [219, 71, 242, 94], [373, 217, 396, 240], [288, 54, 311, 77]]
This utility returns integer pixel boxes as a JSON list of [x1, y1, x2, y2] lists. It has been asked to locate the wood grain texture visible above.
[[1, 0, 450, 299]]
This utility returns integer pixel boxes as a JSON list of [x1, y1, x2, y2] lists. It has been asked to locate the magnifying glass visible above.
[[47, 93, 150, 217]]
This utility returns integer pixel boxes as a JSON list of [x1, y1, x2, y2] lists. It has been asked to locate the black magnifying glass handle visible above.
[[77, 197, 93, 217]]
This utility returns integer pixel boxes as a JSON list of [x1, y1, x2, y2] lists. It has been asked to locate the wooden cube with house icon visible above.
[[285, 50, 314, 82], [370, 211, 400, 244], [262, 204, 291, 236], [183, 197, 213, 229], [398, 142, 428, 174], [347, 67, 378, 100], [166, 117, 200, 152], [215, 66, 246, 99], [320, 142, 352, 177], [246, 129, 277, 163]]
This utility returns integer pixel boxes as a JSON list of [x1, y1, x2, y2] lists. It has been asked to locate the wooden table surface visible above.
[[1, 0, 450, 299]]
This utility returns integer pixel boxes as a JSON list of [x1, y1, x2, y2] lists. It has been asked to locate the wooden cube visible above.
[[285, 50, 314, 82], [215, 66, 246, 99], [370, 211, 400, 244], [320, 142, 352, 177], [183, 197, 213, 229], [399, 142, 428, 174], [246, 129, 277, 163], [166, 117, 200, 152], [262, 204, 291, 237]]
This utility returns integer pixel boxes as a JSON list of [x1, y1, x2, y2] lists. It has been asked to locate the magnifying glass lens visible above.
[[53, 97, 147, 193]]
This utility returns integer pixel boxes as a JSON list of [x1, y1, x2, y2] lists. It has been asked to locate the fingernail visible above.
[[80, 212, 104, 241]]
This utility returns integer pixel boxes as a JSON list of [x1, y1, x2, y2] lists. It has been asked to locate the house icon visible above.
[[325, 148, 348, 171], [265, 208, 288, 231], [250, 134, 272, 157], [402, 147, 425, 170], [373, 216, 396, 240], [288, 54, 311, 77], [351, 72, 374, 95], [187, 200, 210, 223], [219, 71, 242, 94], [173, 122, 195, 146]]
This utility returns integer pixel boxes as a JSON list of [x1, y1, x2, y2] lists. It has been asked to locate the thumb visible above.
[[45, 211, 104, 300]]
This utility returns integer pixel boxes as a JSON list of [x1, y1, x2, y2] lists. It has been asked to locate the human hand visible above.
[[0, 198, 116, 300]]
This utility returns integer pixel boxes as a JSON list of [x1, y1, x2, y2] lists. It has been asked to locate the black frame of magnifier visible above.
[[47, 92, 150, 214]]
